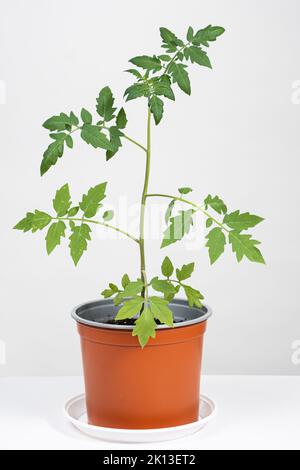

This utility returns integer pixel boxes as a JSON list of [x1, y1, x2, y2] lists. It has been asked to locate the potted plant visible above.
[[14, 25, 265, 430]]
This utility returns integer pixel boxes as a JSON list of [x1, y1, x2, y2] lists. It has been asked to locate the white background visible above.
[[1, 0, 300, 377]]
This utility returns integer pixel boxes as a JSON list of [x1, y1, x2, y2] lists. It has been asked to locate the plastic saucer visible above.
[[64, 394, 217, 443]]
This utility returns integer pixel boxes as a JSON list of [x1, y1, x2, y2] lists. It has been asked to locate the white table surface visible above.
[[0, 375, 299, 450]]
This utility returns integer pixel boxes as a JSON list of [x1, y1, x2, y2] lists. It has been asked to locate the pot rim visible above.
[[71, 297, 212, 331]]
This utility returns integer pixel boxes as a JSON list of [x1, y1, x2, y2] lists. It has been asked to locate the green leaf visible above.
[[96, 86, 116, 122], [68, 206, 79, 217], [193, 25, 225, 47], [53, 183, 71, 216], [161, 209, 194, 247], [204, 194, 227, 214], [50, 132, 67, 140], [169, 63, 191, 95], [14, 210, 51, 232], [158, 54, 172, 62], [176, 262, 195, 281], [205, 227, 226, 264], [178, 187, 192, 194], [133, 307, 156, 348], [106, 126, 123, 160], [101, 288, 116, 298], [151, 277, 176, 295], [223, 211, 264, 231], [70, 111, 79, 126], [109, 283, 119, 293], [45, 221, 66, 254], [206, 218, 213, 228], [103, 210, 114, 221], [122, 280, 144, 297], [149, 296, 173, 327], [186, 46, 212, 68], [69, 223, 91, 266], [153, 76, 175, 101], [14, 212, 35, 232], [40, 139, 65, 175], [43, 113, 72, 131], [149, 95, 164, 125], [65, 135, 73, 149], [229, 231, 265, 264], [161, 256, 174, 277], [124, 83, 150, 102], [80, 124, 112, 150], [125, 69, 143, 79], [79, 182, 107, 218], [165, 199, 175, 224], [160, 27, 183, 51], [129, 55, 161, 71], [116, 108, 127, 129], [183, 285, 204, 308], [121, 273, 130, 289], [115, 296, 144, 321], [187, 26, 194, 42], [81, 108, 92, 124]]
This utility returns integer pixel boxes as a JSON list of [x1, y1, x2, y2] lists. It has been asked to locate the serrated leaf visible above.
[[124, 83, 150, 102], [121, 273, 130, 289], [69, 223, 91, 266], [14, 212, 35, 232], [46, 221, 66, 254], [68, 206, 79, 217], [153, 75, 175, 101], [161, 209, 194, 248], [223, 211, 264, 231], [205, 227, 226, 264], [109, 283, 119, 293], [125, 69, 143, 79], [161, 256, 174, 277], [70, 111, 79, 126], [53, 183, 71, 216], [101, 288, 116, 298], [158, 54, 172, 62], [165, 199, 175, 224], [149, 296, 173, 327], [193, 25, 225, 47], [103, 210, 114, 221], [176, 262, 195, 281], [178, 187, 192, 194], [96, 86, 116, 122], [116, 108, 127, 129], [40, 139, 65, 175], [115, 296, 144, 321], [122, 280, 144, 297], [50, 132, 67, 140], [151, 277, 176, 295], [133, 307, 156, 348], [129, 55, 161, 71], [229, 231, 265, 264], [204, 194, 227, 214], [79, 182, 107, 218], [183, 285, 204, 308], [169, 63, 191, 95], [186, 46, 212, 68], [149, 95, 164, 125], [80, 124, 112, 150], [81, 108, 92, 124], [160, 27, 184, 50], [43, 113, 72, 131], [106, 126, 123, 160]]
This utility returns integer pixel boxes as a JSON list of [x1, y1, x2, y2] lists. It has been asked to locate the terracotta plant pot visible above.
[[72, 298, 211, 429]]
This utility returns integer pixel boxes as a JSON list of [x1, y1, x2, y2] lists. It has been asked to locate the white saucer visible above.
[[64, 394, 217, 443]]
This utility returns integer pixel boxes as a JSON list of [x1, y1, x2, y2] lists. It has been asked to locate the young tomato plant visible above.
[[15, 25, 265, 347]]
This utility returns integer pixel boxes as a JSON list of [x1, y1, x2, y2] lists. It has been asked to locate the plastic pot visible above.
[[72, 298, 211, 429]]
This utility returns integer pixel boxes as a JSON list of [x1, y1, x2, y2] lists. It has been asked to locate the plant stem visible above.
[[54, 217, 139, 243], [122, 134, 147, 153], [139, 107, 152, 298], [145, 193, 230, 232]]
